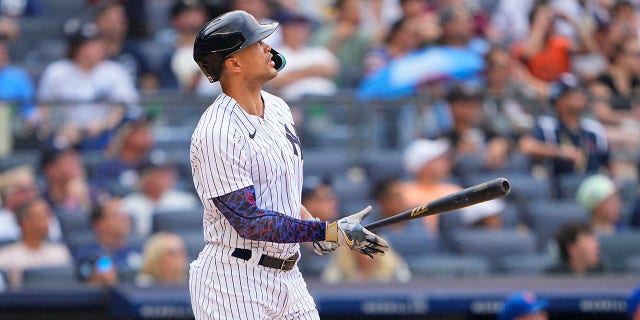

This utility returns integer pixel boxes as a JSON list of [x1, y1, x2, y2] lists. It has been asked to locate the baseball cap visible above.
[[460, 198, 505, 225], [445, 84, 482, 103], [403, 138, 450, 175], [575, 174, 617, 213], [549, 73, 581, 104], [628, 285, 640, 317], [499, 291, 548, 320]]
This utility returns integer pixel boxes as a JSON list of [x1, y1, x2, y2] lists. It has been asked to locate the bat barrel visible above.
[[364, 178, 510, 231]]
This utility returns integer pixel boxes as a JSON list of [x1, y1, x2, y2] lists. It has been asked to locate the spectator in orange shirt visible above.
[[511, 4, 597, 83]]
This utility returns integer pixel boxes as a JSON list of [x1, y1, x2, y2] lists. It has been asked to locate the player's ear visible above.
[[224, 57, 242, 75]]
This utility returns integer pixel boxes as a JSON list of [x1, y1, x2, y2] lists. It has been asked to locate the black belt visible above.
[[231, 248, 299, 271]]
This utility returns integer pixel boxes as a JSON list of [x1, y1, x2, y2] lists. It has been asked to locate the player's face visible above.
[[235, 40, 278, 83]]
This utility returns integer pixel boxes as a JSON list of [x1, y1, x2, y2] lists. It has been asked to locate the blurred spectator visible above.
[[371, 176, 412, 232], [629, 284, 640, 320], [91, 117, 155, 195], [488, 0, 535, 45], [460, 199, 506, 230], [40, 143, 93, 215], [163, 0, 217, 96], [122, 159, 198, 238], [74, 196, 142, 286], [300, 176, 338, 221], [437, 4, 488, 56], [402, 138, 462, 235], [0, 0, 41, 17], [321, 246, 411, 284], [363, 16, 421, 75], [0, 197, 72, 289], [498, 291, 548, 320], [429, 85, 512, 171], [519, 73, 609, 195], [136, 232, 187, 286], [398, 0, 441, 46], [575, 174, 626, 235], [0, 27, 41, 148], [268, 10, 338, 101], [590, 37, 640, 175], [545, 221, 604, 275], [511, 3, 597, 83], [37, 19, 139, 150], [91, 1, 159, 91], [312, 0, 375, 87], [0, 165, 61, 242], [87, 0, 149, 39], [482, 46, 543, 135]]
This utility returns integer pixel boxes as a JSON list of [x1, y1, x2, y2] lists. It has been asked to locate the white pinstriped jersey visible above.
[[190, 91, 304, 259]]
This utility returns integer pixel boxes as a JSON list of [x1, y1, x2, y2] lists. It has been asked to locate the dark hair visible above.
[[385, 17, 409, 43], [555, 221, 593, 262], [14, 197, 43, 225], [371, 176, 401, 201]]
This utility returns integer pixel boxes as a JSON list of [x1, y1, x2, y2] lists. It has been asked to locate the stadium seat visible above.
[[303, 149, 352, 179], [450, 229, 536, 272], [525, 200, 589, 251], [22, 265, 80, 288], [407, 254, 490, 278], [499, 253, 556, 275], [598, 232, 640, 273], [625, 254, 640, 273], [152, 207, 203, 234], [557, 173, 589, 200], [331, 176, 372, 203], [360, 150, 406, 182], [463, 172, 551, 205], [56, 209, 91, 239], [381, 221, 440, 259]]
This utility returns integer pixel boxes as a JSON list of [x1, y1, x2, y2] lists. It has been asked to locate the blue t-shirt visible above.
[[73, 241, 142, 281], [0, 65, 36, 119]]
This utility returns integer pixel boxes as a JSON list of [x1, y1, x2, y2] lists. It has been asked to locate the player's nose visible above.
[[260, 40, 271, 53]]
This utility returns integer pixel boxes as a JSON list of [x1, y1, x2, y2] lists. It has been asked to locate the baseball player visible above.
[[189, 10, 389, 320]]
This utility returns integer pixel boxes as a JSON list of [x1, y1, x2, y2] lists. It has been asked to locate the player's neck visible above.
[[221, 81, 265, 117]]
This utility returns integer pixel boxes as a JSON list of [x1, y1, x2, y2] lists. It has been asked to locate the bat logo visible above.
[[410, 204, 428, 217]]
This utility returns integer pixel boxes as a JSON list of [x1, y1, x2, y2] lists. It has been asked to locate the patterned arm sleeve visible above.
[[211, 186, 327, 243]]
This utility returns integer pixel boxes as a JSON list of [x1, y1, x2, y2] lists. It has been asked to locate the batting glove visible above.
[[312, 240, 340, 256], [325, 206, 389, 258]]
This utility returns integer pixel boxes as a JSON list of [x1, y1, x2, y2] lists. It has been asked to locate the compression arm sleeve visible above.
[[211, 186, 327, 243]]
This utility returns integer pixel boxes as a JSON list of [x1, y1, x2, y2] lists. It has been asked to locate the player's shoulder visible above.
[[193, 94, 244, 139], [262, 90, 293, 117]]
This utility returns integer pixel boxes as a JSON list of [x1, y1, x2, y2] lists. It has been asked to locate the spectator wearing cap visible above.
[[36, 18, 139, 150], [371, 176, 412, 232], [628, 285, 640, 320], [460, 198, 506, 230], [402, 138, 462, 236], [519, 73, 609, 197], [121, 158, 198, 238], [267, 10, 339, 102], [40, 143, 93, 215], [429, 84, 513, 171], [545, 221, 604, 275], [162, 0, 216, 96], [74, 196, 141, 286], [0, 197, 72, 289], [498, 291, 548, 320], [576, 174, 626, 236]]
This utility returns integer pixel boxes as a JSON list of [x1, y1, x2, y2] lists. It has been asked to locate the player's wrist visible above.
[[325, 221, 338, 243]]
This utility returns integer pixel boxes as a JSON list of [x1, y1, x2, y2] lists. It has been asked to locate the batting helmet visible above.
[[193, 10, 286, 83]]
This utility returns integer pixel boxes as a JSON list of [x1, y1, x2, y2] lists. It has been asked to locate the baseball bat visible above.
[[364, 178, 511, 231]]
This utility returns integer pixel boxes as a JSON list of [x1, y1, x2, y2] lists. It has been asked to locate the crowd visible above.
[[0, 0, 639, 306]]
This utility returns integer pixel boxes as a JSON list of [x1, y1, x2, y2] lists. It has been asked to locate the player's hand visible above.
[[312, 240, 340, 256], [325, 206, 389, 258]]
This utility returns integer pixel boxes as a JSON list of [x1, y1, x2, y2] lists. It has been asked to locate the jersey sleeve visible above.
[[212, 186, 327, 243], [197, 118, 254, 199]]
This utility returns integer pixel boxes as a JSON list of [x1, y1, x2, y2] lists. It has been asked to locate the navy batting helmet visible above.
[[193, 10, 286, 83]]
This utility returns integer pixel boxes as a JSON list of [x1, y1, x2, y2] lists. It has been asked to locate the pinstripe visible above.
[[189, 91, 317, 319]]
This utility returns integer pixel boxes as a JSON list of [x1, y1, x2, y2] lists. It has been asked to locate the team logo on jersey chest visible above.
[[284, 124, 303, 159]]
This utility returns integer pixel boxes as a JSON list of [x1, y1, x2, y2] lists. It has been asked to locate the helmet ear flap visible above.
[[270, 48, 286, 72]]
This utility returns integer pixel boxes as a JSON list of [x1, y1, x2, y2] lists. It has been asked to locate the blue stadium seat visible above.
[[463, 172, 551, 205], [557, 173, 589, 200], [625, 254, 640, 273], [450, 229, 536, 272], [22, 265, 80, 288], [360, 150, 406, 182], [152, 207, 203, 234], [303, 149, 352, 179], [499, 253, 555, 275], [598, 232, 640, 273], [381, 220, 440, 259], [407, 254, 490, 278], [331, 176, 371, 203], [525, 200, 589, 251]]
